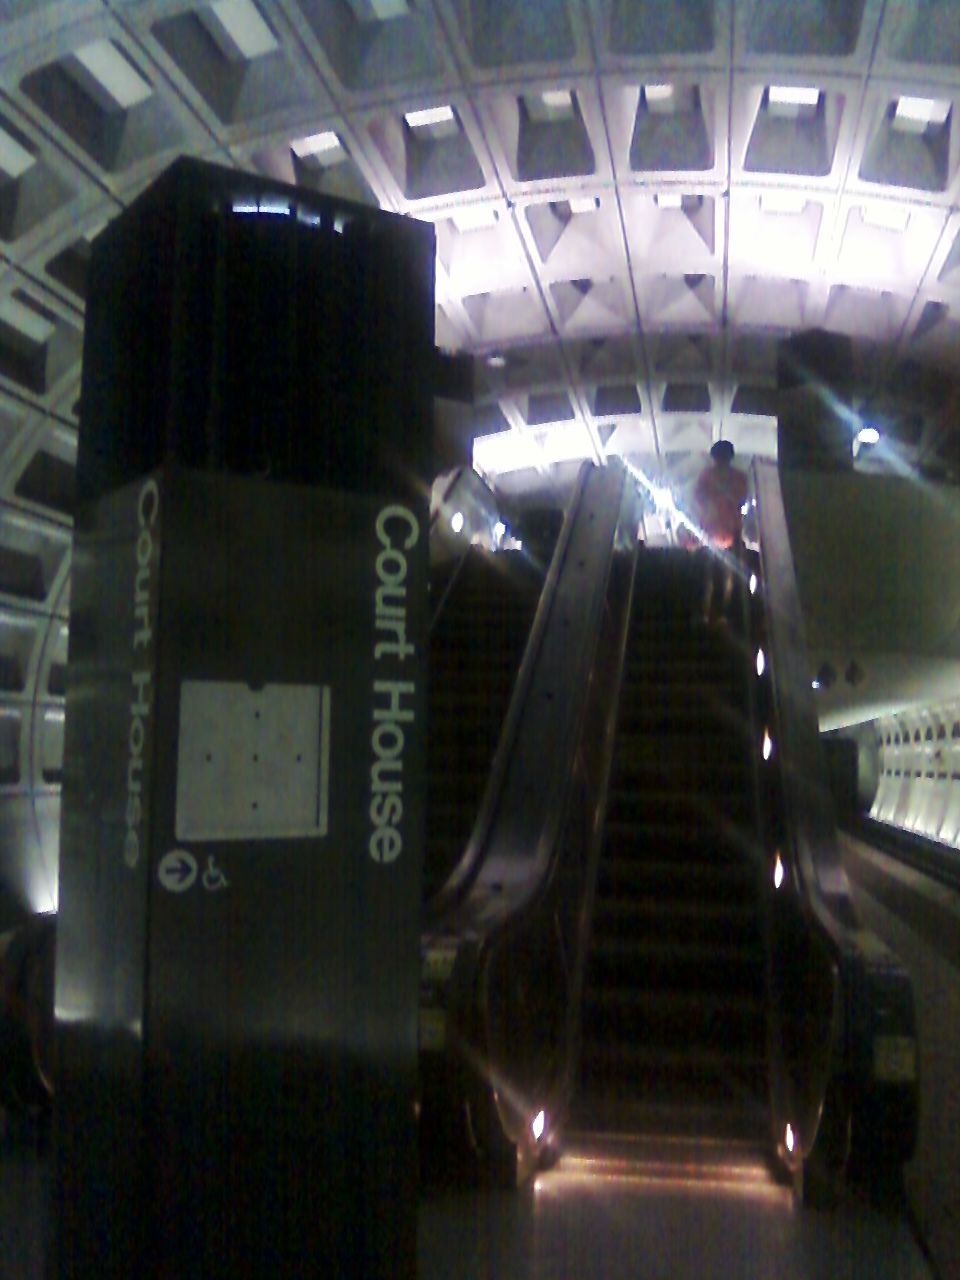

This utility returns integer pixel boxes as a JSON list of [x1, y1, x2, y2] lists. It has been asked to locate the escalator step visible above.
[[581, 998, 765, 1055], [596, 858, 757, 896]]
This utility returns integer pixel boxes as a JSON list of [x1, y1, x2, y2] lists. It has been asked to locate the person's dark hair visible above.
[[710, 439, 735, 464]]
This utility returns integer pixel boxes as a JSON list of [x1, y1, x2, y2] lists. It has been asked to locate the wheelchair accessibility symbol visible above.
[[158, 851, 230, 895], [202, 856, 230, 893]]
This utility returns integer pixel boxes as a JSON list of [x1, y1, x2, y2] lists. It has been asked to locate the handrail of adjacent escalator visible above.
[[422, 460, 594, 928], [750, 459, 919, 1180], [451, 464, 639, 1170], [478, 511, 640, 1165]]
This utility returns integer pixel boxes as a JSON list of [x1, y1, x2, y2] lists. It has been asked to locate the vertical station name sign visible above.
[[370, 504, 421, 865]]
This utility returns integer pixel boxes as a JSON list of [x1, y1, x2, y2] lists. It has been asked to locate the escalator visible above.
[[424, 550, 545, 901], [576, 548, 768, 1142]]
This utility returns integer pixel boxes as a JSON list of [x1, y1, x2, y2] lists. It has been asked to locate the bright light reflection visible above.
[[756, 649, 766, 677], [762, 729, 773, 761], [812, 678, 820, 690], [405, 104, 454, 128], [774, 853, 784, 889], [493, 520, 506, 540], [533, 1156, 789, 1204], [532, 1110, 546, 1140], [785, 1124, 795, 1154], [749, 573, 757, 595], [857, 425, 881, 445], [450, 511, 464, 533]]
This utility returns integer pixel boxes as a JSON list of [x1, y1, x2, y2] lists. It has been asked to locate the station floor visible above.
[[419, 1139, 929, 1280], [2, 833, 953, 1279]]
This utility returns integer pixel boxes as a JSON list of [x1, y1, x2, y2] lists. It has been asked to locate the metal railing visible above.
[[420, 460, 639, 1177], [749, 459, 919, 1184], [423, 460, 592, 927]]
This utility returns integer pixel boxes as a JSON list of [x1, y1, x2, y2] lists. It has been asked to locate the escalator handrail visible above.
[[751, 459, 919, 1165], [422, 459, 594, 928], [473, 469, 639, 1150], [752, 460, 864, 935]]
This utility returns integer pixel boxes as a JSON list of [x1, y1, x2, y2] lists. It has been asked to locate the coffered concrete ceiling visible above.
[[3, 0, 960, 916]]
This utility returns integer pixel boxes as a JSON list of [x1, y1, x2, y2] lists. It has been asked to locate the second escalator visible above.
[[424, 548, 546, 902]]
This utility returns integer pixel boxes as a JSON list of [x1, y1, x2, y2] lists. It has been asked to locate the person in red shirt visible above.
[[684, 439, 748, 624]]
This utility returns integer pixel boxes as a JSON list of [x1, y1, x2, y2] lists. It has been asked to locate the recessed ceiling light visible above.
[[768, 85, 820, 108], [0, 124, 34, 179], [0, 294, 57, 345], [860, 204, 910, 233], [451, 205, 499, 233], [759, 191, 807, 215], [568, 195, 600, 214], [73, 40, 153, 109], [405, 104, 455, 129], [209, 0, 278, 60], [367, 0, 410, 17], [644, 83, 675, 114], [291, 131, 342, 158], [894, 96, 951, 133]]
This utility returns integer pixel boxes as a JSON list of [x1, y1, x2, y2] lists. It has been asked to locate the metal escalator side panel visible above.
[[423, 461, 594, 926], [457, 460, 631, 929], [423, 548, 545, 902], [751, 460, 919, 1176], [463, 465, 637, 1161]]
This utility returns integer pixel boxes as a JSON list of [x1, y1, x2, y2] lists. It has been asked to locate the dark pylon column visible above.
[[51, 159, 434, 1280], [777, 327, 856, 471]]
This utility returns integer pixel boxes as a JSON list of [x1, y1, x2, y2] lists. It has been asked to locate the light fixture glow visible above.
[[749, 573, 758, 595], [0, 124, 35, 180], [74, 39, 153, 109], [644, 84, 676, 111], [405, 104, 455, 128], [741, 501, 749, 515], [785, 1124, 795, 1154], [209, 0, 278, 59], [762, 730, 773, 761], [756, 649, 766, 677], [857, 425, 881, 445], [369, 0, 410, 17], [0, 294, 56, 345], [450, 511, 464, 533], [291, 131, 341, 158], [532, 1110, 546, 1141], [774, 853, 784, 889], [257, 197, 290, 216], [811, 678, 820, 690], [894, 96, 951, 133], [768, 85, 820, 108], [487, 353, 507, 368], [451, 204, 499, 233], [494, 520, 506, 540], [568, 195, 600, 214], [541, 89, 573, 111], [655, 192, 684, 209]]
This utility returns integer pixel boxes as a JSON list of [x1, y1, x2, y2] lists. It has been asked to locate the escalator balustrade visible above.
[[424, 550, 546, 903]]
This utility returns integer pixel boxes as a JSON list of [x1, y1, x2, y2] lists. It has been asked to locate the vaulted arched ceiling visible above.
[[3, 0, 960, 920]]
